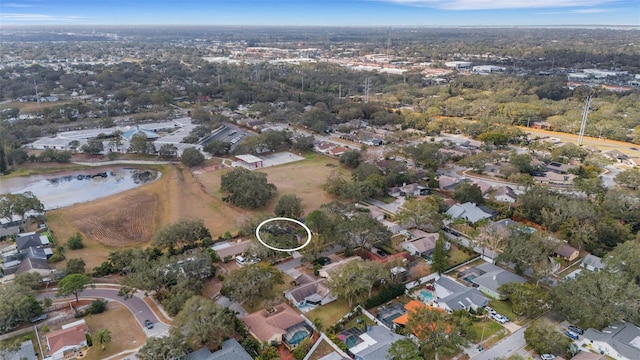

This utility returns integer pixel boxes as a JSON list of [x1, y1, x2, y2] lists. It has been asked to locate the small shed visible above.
[[235, 154, 264, 168]]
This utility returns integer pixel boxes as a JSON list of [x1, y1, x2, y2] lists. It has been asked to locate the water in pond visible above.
[[0, 168, 159, 210]]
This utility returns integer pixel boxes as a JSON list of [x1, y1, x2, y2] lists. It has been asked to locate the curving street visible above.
[[40, 287, 169, 337]]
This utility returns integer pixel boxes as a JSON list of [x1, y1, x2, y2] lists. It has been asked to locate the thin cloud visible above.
[[378, 0, 619, 10], [3, 3, 33, 7], [1, 13, 85, 22]]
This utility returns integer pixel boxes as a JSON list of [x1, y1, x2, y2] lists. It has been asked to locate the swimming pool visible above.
[[420, 290, 433, 302], [288, 330, 309, 346]]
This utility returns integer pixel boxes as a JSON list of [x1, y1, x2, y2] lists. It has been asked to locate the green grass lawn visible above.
[[306, 298, 352, 328], [468, 319, 504, 343], [447, 244, 476, 267], [487, 299, 517, 322], [345, 315, 375, 331]]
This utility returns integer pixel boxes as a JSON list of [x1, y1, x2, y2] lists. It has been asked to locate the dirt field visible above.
[[0, 100, 75, 112], [46, 154, 342, 270], [519, 126, 640, 156]]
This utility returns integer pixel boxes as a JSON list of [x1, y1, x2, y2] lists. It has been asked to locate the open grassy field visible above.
[[306, 297, 352, 328], [0, 100, 74, 112], [46, 154, 342, 270]]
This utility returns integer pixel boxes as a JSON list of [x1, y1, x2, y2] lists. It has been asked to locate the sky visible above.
[[0, 0, 638, 27]]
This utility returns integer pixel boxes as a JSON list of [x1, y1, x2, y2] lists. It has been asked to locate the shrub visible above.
[[67, 233, 85, 250], [363, 283, 405, 309]]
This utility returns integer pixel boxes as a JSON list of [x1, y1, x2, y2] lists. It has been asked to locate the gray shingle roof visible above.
[[186, 339, 252, 360], [471, 263, 526, 294], [446, 202, 493, 224], [583, 321, 640, 360], [352, 326, 405, 360]]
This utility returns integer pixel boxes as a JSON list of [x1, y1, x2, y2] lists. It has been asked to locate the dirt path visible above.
[[519, 126, 640, 155]]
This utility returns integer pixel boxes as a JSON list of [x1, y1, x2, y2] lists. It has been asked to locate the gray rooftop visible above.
[[352, 325, 405, 360], [8, 340, 37, 360], [471, 262, 526, 294], [435, 276, 489, 311], [446, 202, 493, 224], [186, 339, 252, 360], [581, 254, 605, 271], [583, 321, 640, 360]]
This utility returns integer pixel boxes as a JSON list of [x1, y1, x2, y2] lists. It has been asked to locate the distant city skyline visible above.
[[1, 0, 638, 27]]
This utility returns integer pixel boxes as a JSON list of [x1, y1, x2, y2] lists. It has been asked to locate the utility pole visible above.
[[364, 77, 370, 104], [34, 79, 40, 107], [338, 83, 342, 98], [578, 95, 591, 146]]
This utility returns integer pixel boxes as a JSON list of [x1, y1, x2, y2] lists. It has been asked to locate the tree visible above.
[[203, 140, 231, 156], [14, 272, 43, 290], [220, 167, 277, 208], [551, 270, 640, 328], [128, 132, 155, 154], [326, 260, 368, 307], [0, 283, 43, 333], [173, 296, 236, 350], [524, 318, 571, 356], [614, 168, 640, 190], [406, 306, 468, 360], [340, 213, 391, 250], [95, 328, 112, 350], [108, 130, 123, 152], [458, 152, 496, 174], [67, 232, 84, 250], [499, 282, 550, 318], [152, 218, 211, 250], [606, 240, 640, 284], [386, 339, 422, 360], [81, 138, 104, 155], [453, 180, 484, 205], [498, 229, 558, 282], [220, 263, 283, 307], [136, 333, 187, 360], [158, 143, 178, 158], [431, 234, 448, 275], [56, 274, 91, 302], [396, 197, 443, 231], [66, 258, 86, 275], [0, 192, 45, 222], [274, 194, 303, 218], [181, 147, 205, 167], [339, 150, 361, 168], [0, 340, 20, 360]]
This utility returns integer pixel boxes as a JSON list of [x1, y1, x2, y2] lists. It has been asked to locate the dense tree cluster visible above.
[[220, 167, 277, 208]]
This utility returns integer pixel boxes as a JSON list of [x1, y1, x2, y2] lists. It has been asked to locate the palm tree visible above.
[[95, 329, 112, 350]]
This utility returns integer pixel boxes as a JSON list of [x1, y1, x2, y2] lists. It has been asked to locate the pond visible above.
[[0, 168, 160, 210]]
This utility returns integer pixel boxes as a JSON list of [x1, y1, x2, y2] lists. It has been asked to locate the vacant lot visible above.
[[195, 153, 342, 217], [82, 302, 146, 360]]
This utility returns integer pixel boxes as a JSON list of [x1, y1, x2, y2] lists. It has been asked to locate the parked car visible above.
[[568, 325, 584, 335], [144, 320, 154, 329], [30, 314, 48, 323], [484, 306, 496, 315], [492, 314, 509, 324], [565, 330, 579, 340], [540, 354, 555, 360], [235, 255, 247, 266]]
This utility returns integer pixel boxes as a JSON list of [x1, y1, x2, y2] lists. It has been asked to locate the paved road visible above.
[[470, 325, 528, 360], [41, 287, 168, 337]]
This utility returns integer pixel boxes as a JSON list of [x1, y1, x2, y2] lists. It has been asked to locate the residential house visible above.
[[7, 340, 37, 360], [366, 206, 386, 221], [571, 352, 606, 360], [284, 273, 337, 311], [580, 321, 640, 360], [241, 303, 312, 349], [463, 262, 526, 300], [602, 149, 627, 163], [318, 256, 363, 279], [400, 230, 440, 259], [483, 163, 508, 177], [437, 175, 459, 191], [0, 214, 23, 239], [624, 157, 640, 167], [16, 232, 50, 252], [555, 243, 580, 262], [349, 325, 405, 360], [314, 141, 335, 154], [186, 338, 252, 360], [471, 180, 492, 195], [387, 186, 402, 198], [46, 319, 89, 360], [327, 146, 349, 157], [433, 276, 489, 313], [400, 183, 429, 197], [391, 300, 432, 327], [211, 239, 253, 261], [446, 202, 495, 224], [582, 254, 606, 272], [546, 162, 576, 174], [494, 186, 518, 203]]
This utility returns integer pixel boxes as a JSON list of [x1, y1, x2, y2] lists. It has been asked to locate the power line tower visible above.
[[34, 79, 40, 108], [577, 95, 592, 146]]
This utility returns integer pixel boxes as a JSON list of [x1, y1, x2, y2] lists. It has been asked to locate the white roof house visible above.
[[446, 202, 494, 224]]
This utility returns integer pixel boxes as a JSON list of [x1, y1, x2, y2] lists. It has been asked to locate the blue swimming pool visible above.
[[420, 290, 433, 302], [288, 330, 309, 346]]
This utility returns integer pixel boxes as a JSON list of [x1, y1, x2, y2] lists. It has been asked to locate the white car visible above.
[[485, 306, 496, 315], [492, 313, 509, 324], [540, 354, 555, 360]]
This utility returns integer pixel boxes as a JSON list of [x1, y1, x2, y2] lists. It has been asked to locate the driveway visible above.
[[470, 325, 528, 360]]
